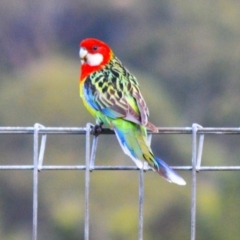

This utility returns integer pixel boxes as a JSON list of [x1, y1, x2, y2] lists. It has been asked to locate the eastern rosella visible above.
[[79, 38, 186, 185]]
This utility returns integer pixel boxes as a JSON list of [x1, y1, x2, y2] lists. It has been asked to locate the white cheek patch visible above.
[[87, 53, 103, 66]]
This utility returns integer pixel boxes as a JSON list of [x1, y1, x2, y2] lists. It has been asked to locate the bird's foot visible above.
[[91, 123, 103, 136]]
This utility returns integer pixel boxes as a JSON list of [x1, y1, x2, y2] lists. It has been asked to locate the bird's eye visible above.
[[92, 45, 98, 51]]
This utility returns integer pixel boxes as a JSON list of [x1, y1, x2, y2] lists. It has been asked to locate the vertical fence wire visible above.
[[138, 167, 144, 240], [84, 123, 92, 240], [33, 124, 39, 240], [1, 125, 240, 240], [191, 124, 198, 240]]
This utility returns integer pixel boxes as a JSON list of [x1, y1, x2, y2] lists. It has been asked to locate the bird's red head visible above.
[[79, 38, 113, 81]]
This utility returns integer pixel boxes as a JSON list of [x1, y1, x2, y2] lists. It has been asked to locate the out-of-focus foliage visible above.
[[0, 0, 240, 239]]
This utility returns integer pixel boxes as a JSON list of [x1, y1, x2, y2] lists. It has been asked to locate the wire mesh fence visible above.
[[1, 123, 240, 240]]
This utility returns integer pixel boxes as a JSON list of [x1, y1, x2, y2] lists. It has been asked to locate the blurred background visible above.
[[0, 0, 240, 239]]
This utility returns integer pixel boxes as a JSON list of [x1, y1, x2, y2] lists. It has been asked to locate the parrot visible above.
[[79, 38, 186, 185]]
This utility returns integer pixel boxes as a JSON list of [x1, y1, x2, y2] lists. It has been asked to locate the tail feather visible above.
[[155, 157, 186, 185], [113, 123, 186, 186]]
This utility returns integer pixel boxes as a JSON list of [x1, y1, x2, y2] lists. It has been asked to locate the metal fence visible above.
[[1, 123, 240, 240]]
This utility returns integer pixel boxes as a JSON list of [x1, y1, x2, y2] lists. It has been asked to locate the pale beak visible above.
[[79, 47, 88, 64]]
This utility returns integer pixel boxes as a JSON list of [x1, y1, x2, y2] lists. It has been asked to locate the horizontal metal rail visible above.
[[1, 126, 240, 134], [0, 165, 240, 171]]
